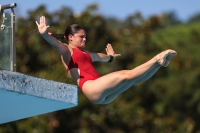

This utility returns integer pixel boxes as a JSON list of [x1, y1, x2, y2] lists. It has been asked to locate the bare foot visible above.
[[156, 49, 177, 67]]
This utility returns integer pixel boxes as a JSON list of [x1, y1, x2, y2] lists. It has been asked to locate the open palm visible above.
[[35, 16, 49, 34], [105, 43, 121, 58]]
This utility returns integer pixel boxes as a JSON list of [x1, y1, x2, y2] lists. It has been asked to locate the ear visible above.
[[68, 34, 73, 41]]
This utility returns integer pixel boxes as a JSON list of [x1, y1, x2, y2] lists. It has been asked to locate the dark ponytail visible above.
[[48, 32, 66, 40]]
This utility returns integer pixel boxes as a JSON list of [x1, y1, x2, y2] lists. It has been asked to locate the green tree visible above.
[[1, 3, 200, 133]]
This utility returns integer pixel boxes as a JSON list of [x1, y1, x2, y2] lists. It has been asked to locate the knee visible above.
[[116, 70, 132, 81]]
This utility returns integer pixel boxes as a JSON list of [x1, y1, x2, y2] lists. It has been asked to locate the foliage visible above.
[[1, 3, 200, 133]]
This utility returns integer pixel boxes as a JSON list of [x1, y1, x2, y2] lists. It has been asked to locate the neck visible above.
[[68, 44, 83, 50]]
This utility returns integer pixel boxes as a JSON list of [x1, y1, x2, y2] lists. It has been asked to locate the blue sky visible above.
[[2, 0, 200, 22]]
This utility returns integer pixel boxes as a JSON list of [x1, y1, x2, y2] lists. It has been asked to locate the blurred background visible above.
[[1, 0, 200, 133]]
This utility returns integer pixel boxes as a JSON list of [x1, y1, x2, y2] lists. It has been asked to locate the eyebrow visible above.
[[80, 35, 86, 37]]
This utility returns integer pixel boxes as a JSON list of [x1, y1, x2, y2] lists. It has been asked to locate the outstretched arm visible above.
[[89, 43, 121, 62], [35, 16, 69, 55]]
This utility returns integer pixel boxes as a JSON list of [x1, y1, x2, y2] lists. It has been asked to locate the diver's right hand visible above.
[[35, 16, 50, 34]]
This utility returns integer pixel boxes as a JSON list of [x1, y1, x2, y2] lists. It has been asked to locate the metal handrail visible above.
[[0, 3, 17, 72]]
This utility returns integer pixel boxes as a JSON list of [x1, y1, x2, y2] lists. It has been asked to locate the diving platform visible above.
[[0, 69, 78, 124], [0, 3, 78, 124]]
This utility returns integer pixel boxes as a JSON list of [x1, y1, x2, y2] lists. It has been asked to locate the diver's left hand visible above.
[[105, 43, 121, 58]]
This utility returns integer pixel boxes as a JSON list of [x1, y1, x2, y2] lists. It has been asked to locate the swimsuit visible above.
[[67, 48, 100, 90]]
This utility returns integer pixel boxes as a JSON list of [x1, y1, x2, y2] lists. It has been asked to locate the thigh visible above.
[[81, 70, 132, 102]]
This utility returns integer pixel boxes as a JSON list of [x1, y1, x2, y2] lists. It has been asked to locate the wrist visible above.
[[40, 30, 48, 35], [41, 32, 49, 37], [108, 55, 114, 63]]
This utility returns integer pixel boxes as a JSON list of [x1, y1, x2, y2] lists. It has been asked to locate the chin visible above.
[[81, 44, 85, 48]]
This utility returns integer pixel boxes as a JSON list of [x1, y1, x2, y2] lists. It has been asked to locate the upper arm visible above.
[[42, 33, 69, 55], [55, 40, 69, 55]]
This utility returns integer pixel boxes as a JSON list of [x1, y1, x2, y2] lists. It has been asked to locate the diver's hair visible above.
[[48, 24, 84, 41], [48, 32, 66, 39]]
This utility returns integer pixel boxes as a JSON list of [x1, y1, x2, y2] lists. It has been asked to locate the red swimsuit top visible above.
[[67, 48, 100, 80]]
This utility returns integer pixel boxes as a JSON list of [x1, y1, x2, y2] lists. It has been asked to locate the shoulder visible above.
[[58, 45, 73, 61]]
